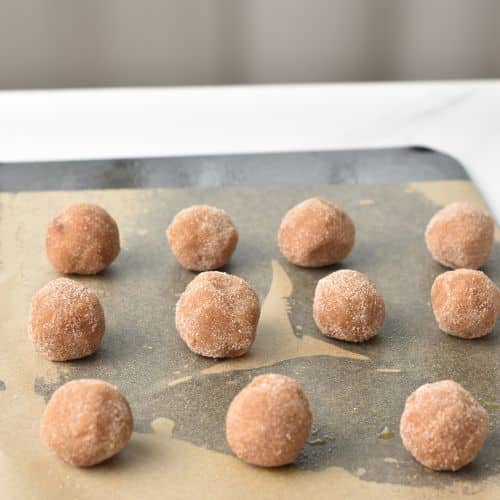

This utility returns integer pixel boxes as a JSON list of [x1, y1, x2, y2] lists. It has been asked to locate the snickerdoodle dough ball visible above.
[[425, 202, 494, 269], [431, 269, 499, 339], [46, 203, 120, 275], [28, 278, 105, 361], [176, 271, 260, 358], [41, 379, 133, 467], [400, 380, 489, 471], [313, 269, 385, 342], [226, 374, 312, 467], [278, 197, 355, 267], [167, 205, 238, 271]]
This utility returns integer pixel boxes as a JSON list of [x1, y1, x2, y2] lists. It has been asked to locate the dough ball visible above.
[[226, 374, 312, 467], [431, 269, 499, 339], [176, 271, 260, 358], [167, 205, 238, 271], [400, 380, 489, 471], [28, 278, 105, 361], [41, 379, 133, 467], [278, 197, 355, 267], [313, 269, 385, 342], [425, 202, 494, 269], [46, 203, 120, 275]]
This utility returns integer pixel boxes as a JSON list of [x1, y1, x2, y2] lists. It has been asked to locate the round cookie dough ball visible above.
[[176, 271, 260, 358], [28, 278, 105, 361], [46, 203, 120, 275], [431, 269, 499, 339], [278, 197, 355, 268], [400, 380, 489, 471], [166, 205, 238, 271], [226, 374, 312, 467], [41, 379, 133, 467], [425, 202, 494, 269], [313, 269, 385, 342]]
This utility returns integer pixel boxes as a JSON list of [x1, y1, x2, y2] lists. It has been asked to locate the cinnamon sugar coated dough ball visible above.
[[400, 380, 489, 471], [176, 271, 260, 358], [226, 374, 312, 467], [41, 379, 133, 467], [431, 269, 499, 339], [425, 202, 494, 269], [313, 269, 385, 342], [278, 197, 355, 267], [46, 203, 120, 274], [167, 205, 238, 271], [28, 278, 105, 361]]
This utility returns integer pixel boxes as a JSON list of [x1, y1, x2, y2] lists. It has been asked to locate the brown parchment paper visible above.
[[0, 180, 499, 500]]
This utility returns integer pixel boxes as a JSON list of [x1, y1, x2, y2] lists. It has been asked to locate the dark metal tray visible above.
[[0, 146, 467, 191]]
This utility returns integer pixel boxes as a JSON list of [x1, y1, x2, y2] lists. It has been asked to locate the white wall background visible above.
[[1, 0, 500, 89]]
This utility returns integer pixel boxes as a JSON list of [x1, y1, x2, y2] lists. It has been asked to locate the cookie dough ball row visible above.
[[44, 199, 495, 276], [42, 374, 489, 472], [226, 375, 489, 472], [32, 203, 116, 361], [37, 206, 131, 466], [167, 197, 355, 271], [175, 268, 385, 359], [277, 198, 385, 342], [28, 271, 262, 363], [42, 373, 310, 470], [43, 199, 496, 276], [425, 203, 498, 338], [45, 197, 355, 275], [411, 203, 495, 466]]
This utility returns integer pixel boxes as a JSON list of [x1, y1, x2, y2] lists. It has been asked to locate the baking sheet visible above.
[[0, 180, 498, 499]]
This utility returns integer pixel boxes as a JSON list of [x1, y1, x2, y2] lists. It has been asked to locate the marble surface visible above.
[[0, 80, 498, 218]]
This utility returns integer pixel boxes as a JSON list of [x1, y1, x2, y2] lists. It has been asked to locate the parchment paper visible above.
[[0, 180, 498, 499]]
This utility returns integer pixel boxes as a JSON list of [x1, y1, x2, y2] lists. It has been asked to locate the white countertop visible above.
[[0, 81, 499, 219]]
